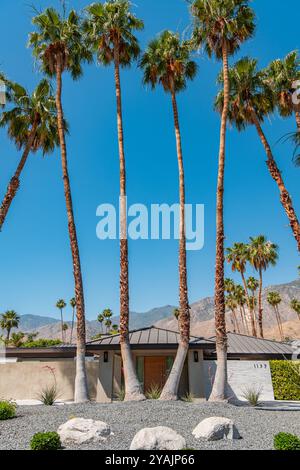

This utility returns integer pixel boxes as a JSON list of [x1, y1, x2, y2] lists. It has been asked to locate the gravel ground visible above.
[[0, 401, 299, 450]]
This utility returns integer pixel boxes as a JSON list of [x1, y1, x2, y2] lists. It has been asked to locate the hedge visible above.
[[270, 361, 300, 401]]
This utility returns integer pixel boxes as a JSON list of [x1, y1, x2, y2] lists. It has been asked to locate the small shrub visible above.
[[30, 432, 62, 451], [115, 386, 125, 402], [241, 386, 263, 407], [146, 384, 161, 400], [270, 361, 300, 401], [0, 400, 16, 420], [274, 433, 300, 451], [38, 385, 59, 406], [181, 392, 195, 403]]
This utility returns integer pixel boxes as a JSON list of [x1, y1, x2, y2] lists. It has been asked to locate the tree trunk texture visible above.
[[258, 268, 264, 338], [55, 58, 89, 403], [252, 111, 300, 252], [160, 90, 190, 401], [114, 46, 145, 402], [209, 44, 229, 402], [0, 121, 38, 231]]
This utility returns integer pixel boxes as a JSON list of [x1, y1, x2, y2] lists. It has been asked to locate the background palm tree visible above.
[[264, 50, 300, 130], [247, 276, 259, 331], [234, 284, 248, 334], [191, 0, 255, 401], [216, 57, 300, 251], [226, 242, 256, 336], [0, 310, 20, 342], [97, 313, 104, 333], [0, 77, 60, 231], [140, 30, 197, 400], [70, 297, 76, 344], [290, 299, 300, 320], [56, 299, 66, 342], [29, 7, 93, 403], [248, 235, 278, 338], [84, 0, 145, 402], [225, 294, 239, 333], [267, 291, 284, 341], [10, 332, 25, 348]]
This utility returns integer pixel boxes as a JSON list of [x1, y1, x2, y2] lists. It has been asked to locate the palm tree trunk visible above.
[[0, 121, 38, 231], [70, 307, 75, 345], [114, 46, 145, 402], [60, 309, 64, 343], [55, 58, 89, 403], [209, 44, 229, 402], [233, 309, 240, 333], [241, 306, 250, 335], [275, 305, 284, 340], [240, 272, 257, 337], [252, 111, 300, 251], [160, 89, 190, 401], [6, 328, 11, 343], [294, 110, 300, 130], [258, 268, 264, 338]]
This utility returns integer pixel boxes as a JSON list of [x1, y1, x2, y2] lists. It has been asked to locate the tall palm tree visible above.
[[97, 313, 105, 333], [248, 236, 278, 338], [290, 299, 300, 321], [191, 0, 255, 401], [29, 7, 93, 402], [0, 311, 20, 342], [140, 30, 197, 400], [267, 291, 284, 341], [0, 78, 60, 231], [84, 0, 145, 401], [70, 297, 76, 344], [56, 299, 67, 342], [215, 57, 300, 251], [226, 243, 257, 336], [264, 51, 300, 130]]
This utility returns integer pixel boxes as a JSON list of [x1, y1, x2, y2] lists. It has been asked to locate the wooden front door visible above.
[[144, 356, 167, 393]]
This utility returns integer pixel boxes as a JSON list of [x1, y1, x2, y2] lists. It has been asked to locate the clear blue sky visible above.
[[0, 0, 299, 321]]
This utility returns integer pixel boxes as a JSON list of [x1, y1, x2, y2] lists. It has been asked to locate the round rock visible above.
[[130, 426, 186, 450], [58, 418, 111, 445], [192, 417, 241, 441]]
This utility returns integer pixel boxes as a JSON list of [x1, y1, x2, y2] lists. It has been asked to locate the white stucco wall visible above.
[[204, 360, 275, 401]]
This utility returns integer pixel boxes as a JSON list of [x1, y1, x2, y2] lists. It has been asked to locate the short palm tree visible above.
[[234, 284, 248, 334], [29, 7, 93, 403], [267, 291, 284, 341], [290, 299, 300, 320], [248, 236, 278, 338], [225, 294, 239, 333], [0, 77, 60, 231], [191, 0, 255, 401], [226, 243, 256, 336], [97, 313, 104, 333], [140, 30, 197, 400], [0, 310, 20, 342], [70, 297, 76, 344], [264, 51, 300, 130], [84, 0, 145, 401], [216, 57, 300, 251], [10, 332, 25, 348], [105, 319, 112, 334], [56, 299, 67, 342]]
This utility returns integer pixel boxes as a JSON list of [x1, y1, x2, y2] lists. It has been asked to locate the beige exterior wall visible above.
[[0, 360, 99, 401], [188, 350, 205, 399]]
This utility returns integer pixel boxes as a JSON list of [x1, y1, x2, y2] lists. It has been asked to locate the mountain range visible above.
[[2, 278, 300, 342]]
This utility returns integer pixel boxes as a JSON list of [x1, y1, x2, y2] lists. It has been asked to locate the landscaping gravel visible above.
[[0, 400, 299, 450]]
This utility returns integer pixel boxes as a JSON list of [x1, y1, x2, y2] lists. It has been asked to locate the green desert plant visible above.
[[30, 432, 62, 451], [181, 392, 195, 403], [115, 386, 126, 402], [145, 384, 162, 400], [274, 432, 300, 451], [23, 338, 62, 348], [0, 400, 16, 420], [37, 366, 59, 405], [241, 385, 263, 406]]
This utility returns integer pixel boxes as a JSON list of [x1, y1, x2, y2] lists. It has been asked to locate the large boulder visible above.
[[130, 426, 186, 450], [192, 417, 241, 441], [58, 418, 111, 445]]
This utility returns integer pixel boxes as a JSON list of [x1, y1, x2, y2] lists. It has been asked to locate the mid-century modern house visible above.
[[0, 326, 297, 403]]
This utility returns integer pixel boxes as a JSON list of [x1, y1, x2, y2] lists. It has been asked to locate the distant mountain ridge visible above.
[[2, 279, 300, 341]]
